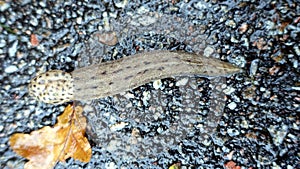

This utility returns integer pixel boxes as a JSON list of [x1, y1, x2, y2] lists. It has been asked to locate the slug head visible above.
[[28, 70, 74, 104]]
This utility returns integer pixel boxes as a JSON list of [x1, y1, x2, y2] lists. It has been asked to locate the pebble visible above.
[[0, 125, 3, 132], [175, 78, 189, 86], [268, 125, 288, 146], [230, 36, 239, 43], [114, 0, 128, 8], [293, 45, 300, 56], [241, 37, 249, 48], [239, 23, 248, 33], [203, 46, 214, 57], [225, 20, 236, 28], [0, 2, 10, 11], [4, 65, 18, 73], [39, 1, 46, 7], [76, 17, 83, 24], [30, 17, 39, 26], [227, 102, 237, 110], [110, 122, 128, 132], [265, 20, 275, 30], [96, 31, 118, 46], [223, 86, 236, 95], [153, 79, 163, 89], [8, 41, 18, 57], [142, 91, 151, 106], [250, 59, 259, 76], [194, 1, 208, 10], [291, 87, 300, 91], [240, 120, 249, 129], [138, 15, 157, 26], [227, 128, 240, 137], [105, 161, 117, 169], [293, 59, 298, 68], [0, 39, 6, 48]]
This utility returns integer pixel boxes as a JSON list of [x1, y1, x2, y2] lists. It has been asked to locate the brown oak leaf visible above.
[[9, 105, 91, 169]]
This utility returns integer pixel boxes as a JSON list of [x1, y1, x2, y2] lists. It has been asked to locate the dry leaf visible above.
[[9, 105, 91, 169]]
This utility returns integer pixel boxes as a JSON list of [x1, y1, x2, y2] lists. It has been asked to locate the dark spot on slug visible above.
[[61, 72, 66, 76], [45, 73, 49, 76], [112, 69, 123, 74], [109, 82, 114, 85], [101, 71, 107, 75], [126, 66, 131, 69], [124, 75, 134, 80], [54, 73, 59, 77], [137, 69, 149, 75], [92, 86, 98, 89], [157, 67, 165, 71], [184, 59, 193, 63], [144, 61, 151, 65]]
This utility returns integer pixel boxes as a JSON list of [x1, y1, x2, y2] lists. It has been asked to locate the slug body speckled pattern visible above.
[[28, 70, 74, 104]]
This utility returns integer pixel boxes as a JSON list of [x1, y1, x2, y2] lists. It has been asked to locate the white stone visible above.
[[204, 46, 214, 57], [223, 87, 236, 95], [110, 122, 128, 132], [228, 102, 237, 110], [76, 17, 82, 24], [176, 78, 189, 86], [153, 79, 162, 89], [4, 65, 18, 73], [8, 41, 18, 57], [0, 2, 10, 11]]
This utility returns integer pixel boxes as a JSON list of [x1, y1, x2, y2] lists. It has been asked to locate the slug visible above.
[[28, 50, 241, 104]]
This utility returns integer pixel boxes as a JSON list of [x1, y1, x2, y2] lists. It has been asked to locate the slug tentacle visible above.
[[29, 50, 241, 104]]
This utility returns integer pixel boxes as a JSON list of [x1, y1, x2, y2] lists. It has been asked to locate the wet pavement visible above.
[[0, 1, 299, 168]]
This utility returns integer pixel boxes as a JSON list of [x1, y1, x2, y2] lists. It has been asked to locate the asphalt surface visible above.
[[0, 0, 299, 169]]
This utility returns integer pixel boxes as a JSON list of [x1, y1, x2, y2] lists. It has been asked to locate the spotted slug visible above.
[[28, 50, 241, 104]]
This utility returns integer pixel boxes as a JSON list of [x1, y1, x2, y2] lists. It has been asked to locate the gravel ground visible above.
[[0, 0, 299, 169]]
